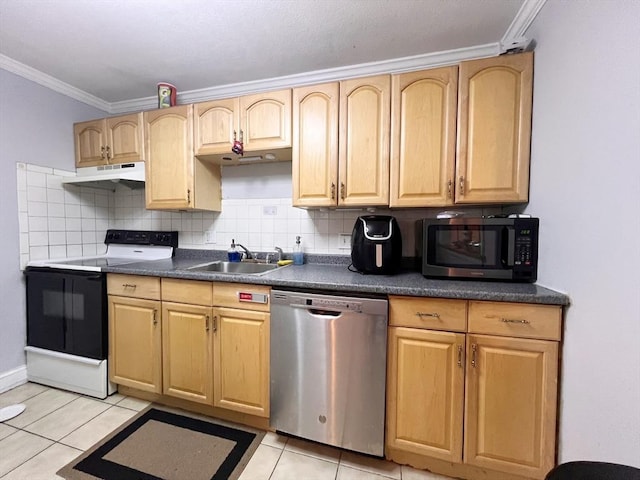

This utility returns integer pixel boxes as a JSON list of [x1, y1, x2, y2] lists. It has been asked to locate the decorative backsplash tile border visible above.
[[16, 162, 499, 268]]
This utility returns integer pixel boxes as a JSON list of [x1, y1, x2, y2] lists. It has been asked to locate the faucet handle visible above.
[[274, 246, 284, 261]]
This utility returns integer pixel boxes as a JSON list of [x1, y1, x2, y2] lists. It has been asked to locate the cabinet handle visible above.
[[459, 176, 465, 196], [153, 309, 158, 326], [340, 182, 346, 200], [105, 145, 111, 160], [206, 315, 210, 332], [447, 179, 452, 198], [100, 146, 106, 160], [213, 315, 218, 332], [187, 189, 191, 205], [330, 182, 336, 200], [471, 343, 477, 368], [501, 318, 531, 325], [416, 312, 440, 319], [122, 283, 137, 289], [457, 344, 463, 367]]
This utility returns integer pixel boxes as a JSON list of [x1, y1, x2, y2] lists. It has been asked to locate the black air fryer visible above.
[[351, 215, 402, 274]]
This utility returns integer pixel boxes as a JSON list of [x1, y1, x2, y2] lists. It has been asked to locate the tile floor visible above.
[[0, 383, 451, 480]]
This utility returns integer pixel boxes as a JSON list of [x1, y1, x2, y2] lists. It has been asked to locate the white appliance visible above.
[[61, 162, 145, 190], [24, 229, 177, 398]]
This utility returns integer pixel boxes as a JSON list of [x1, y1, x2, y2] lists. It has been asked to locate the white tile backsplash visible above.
[[17, 162, 507, 265]]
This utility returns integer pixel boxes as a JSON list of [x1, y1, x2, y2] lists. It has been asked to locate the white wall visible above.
[[526, 0, 640, 467], [0, 69, 105, 388]]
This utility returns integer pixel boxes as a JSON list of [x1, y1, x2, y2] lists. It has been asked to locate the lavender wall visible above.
[[0, 68, 105, 386], [525, 0, 640, 466]]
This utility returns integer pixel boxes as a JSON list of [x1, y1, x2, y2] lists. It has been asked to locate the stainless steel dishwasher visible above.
[[270, 289, 388, 457]]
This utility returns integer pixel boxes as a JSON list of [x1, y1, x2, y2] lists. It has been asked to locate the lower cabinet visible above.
[[386, 296, 562, 480], [162, 301, 214, 405], [107, 275, 270, 419], [107, 275, 162, 393]]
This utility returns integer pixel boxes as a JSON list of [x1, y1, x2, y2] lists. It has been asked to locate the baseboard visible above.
[[0, 365, 28, 394]]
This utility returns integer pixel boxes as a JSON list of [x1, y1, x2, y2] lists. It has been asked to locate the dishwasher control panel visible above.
[[300, 297, 362, 313]]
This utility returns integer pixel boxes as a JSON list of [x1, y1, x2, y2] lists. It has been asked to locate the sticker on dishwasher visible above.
[[238, 292, 268, 304]]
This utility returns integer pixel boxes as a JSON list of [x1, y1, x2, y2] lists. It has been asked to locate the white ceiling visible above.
[[0, 0, 541, 111]]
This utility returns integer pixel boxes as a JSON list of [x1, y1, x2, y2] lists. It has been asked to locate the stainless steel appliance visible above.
[[270, 290, 388, 456], [24, 229, 177, 398], [416, 216, 539, 282], [351, 215, 402, 274]]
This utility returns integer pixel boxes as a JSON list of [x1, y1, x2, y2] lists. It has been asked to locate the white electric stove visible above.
[[24, 229, 178, 398]]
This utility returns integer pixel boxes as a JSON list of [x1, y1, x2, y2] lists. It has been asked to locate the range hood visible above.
[[61, 162, 145, 190]]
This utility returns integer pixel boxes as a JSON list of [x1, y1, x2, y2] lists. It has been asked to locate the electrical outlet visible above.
[[263, 205, 277, 215], [205, 231, 216, 244], [339, 233, 351, 249]]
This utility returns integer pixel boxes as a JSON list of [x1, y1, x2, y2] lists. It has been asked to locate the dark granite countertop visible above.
[[103, 250, 569, 306]]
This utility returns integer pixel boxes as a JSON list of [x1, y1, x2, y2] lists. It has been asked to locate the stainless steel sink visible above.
[[186, 261, 282, 275]]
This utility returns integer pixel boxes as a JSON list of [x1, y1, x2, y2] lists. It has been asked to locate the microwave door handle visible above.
[[504, 227, 516, 266]]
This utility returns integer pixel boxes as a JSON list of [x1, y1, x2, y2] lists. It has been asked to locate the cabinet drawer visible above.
[[107, 274, 160, 300], [468, 301, 562, 341], [213, 283, 271, 312], [389, 296, 467, 332], [162, 278, 213, 306]]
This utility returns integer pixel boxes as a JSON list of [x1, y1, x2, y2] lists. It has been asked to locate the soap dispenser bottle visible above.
[[293, 236, 304, 265], [228, 239, 241, 262]]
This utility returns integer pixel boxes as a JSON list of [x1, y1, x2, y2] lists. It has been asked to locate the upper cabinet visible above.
[[292, 52, 533, 209], [292, 82, 339, 208], [292, 76, 390, 207], [390, 67, 458, 207], [339, 75, 391, 206], [194, 89, 292, 163], [144, 105, 221, 211], [74, 113, 144, 167], [456, 52, 533, 204]]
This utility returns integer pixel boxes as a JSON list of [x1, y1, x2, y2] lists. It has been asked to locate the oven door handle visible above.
[[84, 274, 104, 281]]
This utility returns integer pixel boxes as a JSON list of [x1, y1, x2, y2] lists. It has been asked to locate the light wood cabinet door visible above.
[[162, 302, 214, 405], [144, 105, 195, 210], [74, 119, 107, 167], [106, 113, 144, 164], [464, 334, 558, 479], [292, 82, 339, 207], [213, 307, 269, 417], [194, 98, 239, 156], [456, 52, 533, 204], [339, 75, 390, 206], [390, 67, 458, 207], [108, 296, 162, 393], [240, 89, 292, 151], [387, 327, 465, 463]]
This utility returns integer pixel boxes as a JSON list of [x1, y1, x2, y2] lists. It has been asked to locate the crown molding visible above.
[[501, 0, 547, 51], [110, 42, 500, 114], [5, 6, 546, 117], [0, 54, 110, 112]]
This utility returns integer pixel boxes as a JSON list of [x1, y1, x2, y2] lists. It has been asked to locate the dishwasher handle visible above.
[[290, 304, 343, 316]]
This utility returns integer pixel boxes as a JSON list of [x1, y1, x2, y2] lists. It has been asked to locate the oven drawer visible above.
[[389, 295, 467, 332], [107, 274, 160, 300], [468, 301, 562, 341]]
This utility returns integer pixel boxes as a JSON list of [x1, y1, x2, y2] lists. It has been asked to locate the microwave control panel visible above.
[[514, 229, 534, 266]]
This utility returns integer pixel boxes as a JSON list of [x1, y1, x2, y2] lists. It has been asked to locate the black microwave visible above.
[[416, 217, 539, 282]]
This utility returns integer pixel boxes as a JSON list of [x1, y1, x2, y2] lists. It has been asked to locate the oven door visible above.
[[25, 267, 107, 360]]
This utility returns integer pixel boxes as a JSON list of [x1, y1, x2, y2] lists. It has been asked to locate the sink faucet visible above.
[[266, 247, 284, 264], [235, 243, 253, 260]]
